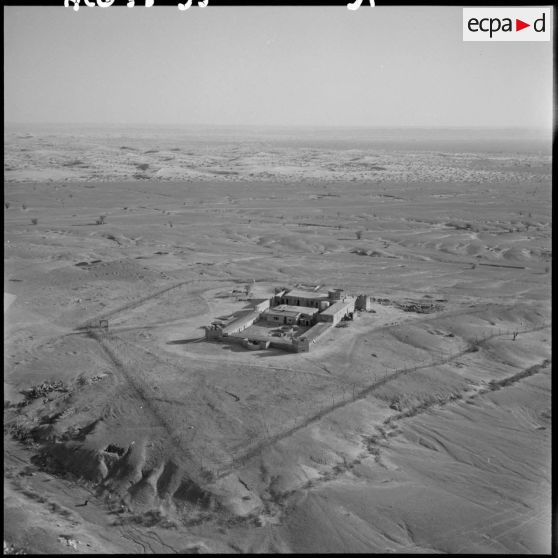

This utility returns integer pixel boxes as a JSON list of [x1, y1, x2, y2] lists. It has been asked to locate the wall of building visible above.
[[298, 314, 315, 327], [205, 326, 223, 340], [262, 311, 300, 325], [356, 295, 371, 311], [328, 289, 344, 302], [318, 299, 355, 326], [263, 312, 282, 324], [295, 322, 333, 352], [252, 299, 271, 312], [281, 290, 329, 308], [270, 339, 298, 352], [243, 339, 271, 350], [263, 304, 317, 325]]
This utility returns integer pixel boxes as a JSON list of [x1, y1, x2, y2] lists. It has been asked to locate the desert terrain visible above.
[[4, 125, 551, 553]]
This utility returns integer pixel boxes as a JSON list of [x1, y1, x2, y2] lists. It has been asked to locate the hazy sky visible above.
[[4, 6, 553, 128]]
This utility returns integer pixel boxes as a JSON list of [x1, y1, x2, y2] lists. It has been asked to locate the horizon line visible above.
[[4, 121, 553, 131]]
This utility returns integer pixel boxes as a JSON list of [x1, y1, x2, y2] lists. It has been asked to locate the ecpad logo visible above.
[[468, 13, 545, 38], [463, 8, 551, 41]]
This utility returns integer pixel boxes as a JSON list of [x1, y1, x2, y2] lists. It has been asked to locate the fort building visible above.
[[279, 288, 330, 308], [262, 304, 320, 327], [205, 285, 371, 352]]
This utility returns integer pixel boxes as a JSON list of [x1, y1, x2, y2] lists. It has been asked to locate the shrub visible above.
[[3, 541, 28, 555], [356, 230, 363, 240], [5, 202, 10, 209], [76, 376, 88, 387], [21, 379, 68, 400], [31, 218, 38, 225], [96, 215, 106, 225], [199, 468, 216, 483]]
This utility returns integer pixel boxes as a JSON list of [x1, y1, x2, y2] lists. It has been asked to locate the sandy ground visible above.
[[3, 126, 551, 553]]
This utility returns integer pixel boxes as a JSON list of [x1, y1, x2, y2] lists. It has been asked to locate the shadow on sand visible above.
[[166, 337, 204, 345]]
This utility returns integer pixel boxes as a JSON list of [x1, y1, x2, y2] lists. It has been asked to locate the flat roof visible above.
[[264, 306, 302, 318], [284, 289, 329, 300], [271, 304, 319, 315], [320, 300, 353, 316]]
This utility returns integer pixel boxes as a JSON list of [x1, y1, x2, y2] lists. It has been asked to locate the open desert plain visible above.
[[3, 125, 552, 553]]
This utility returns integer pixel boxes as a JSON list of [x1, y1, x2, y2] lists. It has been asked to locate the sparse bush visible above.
[[20, 379, 68, 401], [76, 376, 88, 387], [3, 541, 28, 555], [389, 398, 402, 412], [121, 509, 178, 529], [62, 159, 84, 167], [7, 418, 35, 443], [5, 202, 10, 209], [199, 468, 216, 483], [31, 218, 38, 225], [96, 215, 106, 225], [356, 230, 363, 240], [22, 204, 26, 210]]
